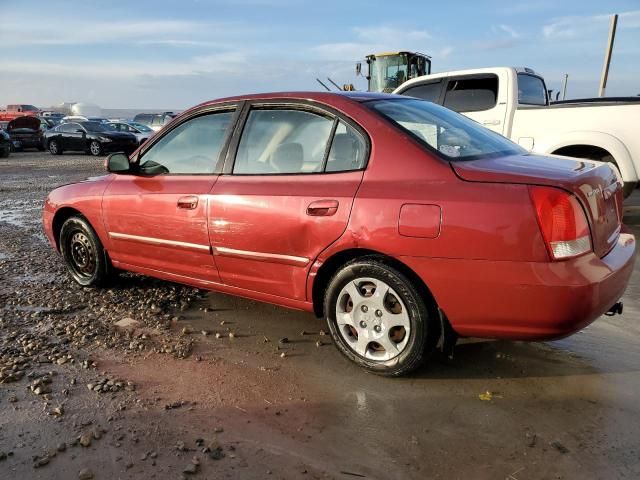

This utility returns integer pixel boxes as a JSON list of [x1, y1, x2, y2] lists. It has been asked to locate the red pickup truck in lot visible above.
[[0, 104, 41, 122]]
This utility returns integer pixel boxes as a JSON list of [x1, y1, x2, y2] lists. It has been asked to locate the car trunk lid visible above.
[[452, 154, 623, 259]]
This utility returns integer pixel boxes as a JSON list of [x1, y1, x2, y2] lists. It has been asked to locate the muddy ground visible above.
[[1, 151, 639, 480]]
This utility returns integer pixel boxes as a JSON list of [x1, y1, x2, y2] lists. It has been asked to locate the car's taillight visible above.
[[529, 186, 591, 260]]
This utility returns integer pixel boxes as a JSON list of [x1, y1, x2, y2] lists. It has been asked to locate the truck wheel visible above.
[[59, 216, 111, 287], [49, 140, 63, 155], [324, 256, 438, 376]]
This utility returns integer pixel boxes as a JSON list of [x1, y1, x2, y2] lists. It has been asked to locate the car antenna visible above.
[[326, 77, 344, 91], [316, 78, 332, 91]]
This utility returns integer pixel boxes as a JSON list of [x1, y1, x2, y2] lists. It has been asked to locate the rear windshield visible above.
[[367, 98, 525, 161]]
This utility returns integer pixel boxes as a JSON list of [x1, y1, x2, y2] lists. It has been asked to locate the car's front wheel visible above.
[[48, 139, 63, 155], [89, 140, 103, 156], [324, 257, 438, 376], [60, 216, 111, 287]]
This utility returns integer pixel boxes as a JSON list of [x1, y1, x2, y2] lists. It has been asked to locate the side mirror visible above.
[[105, 152, 130, 173]]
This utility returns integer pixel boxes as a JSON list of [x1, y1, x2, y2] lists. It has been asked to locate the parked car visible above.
[[133, 112, 177, 132], [108, 121, 153, 145], [43, 121, 138, 156], [0, 130, 11, 158], [40, 112, 65, 125], [394, 67, 640, 197], [6, 116, 47, 151], [42, 92, 636, 376]]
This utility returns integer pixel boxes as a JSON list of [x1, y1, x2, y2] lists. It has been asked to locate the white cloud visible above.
[[543, 10, 640, 39], [497, 24, 520, 39], [312, 25, 431, 61]]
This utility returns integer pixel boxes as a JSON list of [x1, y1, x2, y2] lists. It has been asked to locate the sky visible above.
[[1, 0, 639, 109]]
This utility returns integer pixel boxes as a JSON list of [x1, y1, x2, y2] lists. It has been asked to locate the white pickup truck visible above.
[[394, 67, 640, 196]]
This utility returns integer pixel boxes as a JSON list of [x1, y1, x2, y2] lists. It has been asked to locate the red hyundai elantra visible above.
[[43, 92, 636, 376]]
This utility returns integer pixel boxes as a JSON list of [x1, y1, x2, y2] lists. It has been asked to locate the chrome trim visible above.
[[109, 232, 211, 253], [214, 246, 309, 267]]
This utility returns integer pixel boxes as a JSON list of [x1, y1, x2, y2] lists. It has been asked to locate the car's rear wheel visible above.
[[324, 257, 437, 376], [89, 141, 102, 156], [60, 216, 110, 287], [49, 139, 62, 155]]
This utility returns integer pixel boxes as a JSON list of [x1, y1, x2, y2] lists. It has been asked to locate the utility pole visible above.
[[561, 74, 569, 100], [598, 14, 618, 97]]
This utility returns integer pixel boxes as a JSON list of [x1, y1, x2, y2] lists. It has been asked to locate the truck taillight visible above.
[[529, 186, 591, 260]]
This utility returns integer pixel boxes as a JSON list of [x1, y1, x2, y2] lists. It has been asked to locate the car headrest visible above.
[[270, 142, 303, 173], [328, 133, 357, 170]]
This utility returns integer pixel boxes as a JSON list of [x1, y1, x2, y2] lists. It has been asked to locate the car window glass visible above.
[[326, 121, 367, 172], [443, 76, 498, 112], [400, 80, 442, 103], [234, 109, 333, 174], [517, 74, 547, 106], [61, 123, 79, 133], [139, 111, 233, 175], [369, 98, 524, 161], [152, 116, 164, 126]]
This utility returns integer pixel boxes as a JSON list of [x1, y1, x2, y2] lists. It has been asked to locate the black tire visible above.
[[48, 139, 63, 155], [324, 256, 438, 376], [59, 216, 111, 287], [89, 140, 103, 156], [0, 147, 9, 158]]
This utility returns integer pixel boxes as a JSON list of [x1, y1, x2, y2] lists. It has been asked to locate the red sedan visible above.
[[43, 92, 636, 376]]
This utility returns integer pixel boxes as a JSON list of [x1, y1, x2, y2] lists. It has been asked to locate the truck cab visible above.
[[395, 67, 640, 197]]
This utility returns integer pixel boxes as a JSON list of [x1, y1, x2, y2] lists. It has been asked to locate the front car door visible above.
[[102, 106, 238, 283], [208, 101, 368, 300], [61, 122, 83, 150]]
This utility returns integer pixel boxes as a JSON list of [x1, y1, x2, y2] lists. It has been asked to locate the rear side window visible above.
[[518, 74, 547, 106], [443, 76, 498, 112], [139, 111, 234, 174], [400, 80, 443, 103], [326, 122, 367, 172], [234, 109, 333, 174]]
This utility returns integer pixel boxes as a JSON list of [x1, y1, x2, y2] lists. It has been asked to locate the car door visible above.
[[102, 106, 238, 282], [441, 73, 508, 134], [208, 102, 368, 300], [61, 123, 82, 150]]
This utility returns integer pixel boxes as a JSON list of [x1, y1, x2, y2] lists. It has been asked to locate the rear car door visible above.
[[208, 102, 368, 300], [61, 123, 82, 150], [441, 73, 508, 134], [102, 106, 238, 282]]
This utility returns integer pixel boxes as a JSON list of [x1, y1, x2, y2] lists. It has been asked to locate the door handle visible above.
[[482, 119, 501, 126], [177, 195, 199, 209], [307, 199, 339, 216]]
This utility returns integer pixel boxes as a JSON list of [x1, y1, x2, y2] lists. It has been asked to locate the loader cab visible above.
[[362, 52, 431, 93]]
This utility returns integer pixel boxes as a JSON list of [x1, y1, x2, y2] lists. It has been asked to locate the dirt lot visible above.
[[1, 151, 640, 480]]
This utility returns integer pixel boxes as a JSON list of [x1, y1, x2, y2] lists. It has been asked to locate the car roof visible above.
[[192, 91, 398, 109]]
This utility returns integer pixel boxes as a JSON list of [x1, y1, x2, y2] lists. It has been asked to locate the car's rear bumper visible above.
[[401, 232, 636, 340]]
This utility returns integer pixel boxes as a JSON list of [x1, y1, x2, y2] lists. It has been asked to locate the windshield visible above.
[[369, 55, 409, 93], [130, 122, 153, 132], [368, 98, 525, 161], [82, 122, 112, 133]]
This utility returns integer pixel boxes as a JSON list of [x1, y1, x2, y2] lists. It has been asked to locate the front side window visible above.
[[518, 74, 547, 106], [138, 111, 233, 175], [368, 98, 525, 161], [234, 109, 333, 174], [443, 76, 498, 112]]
